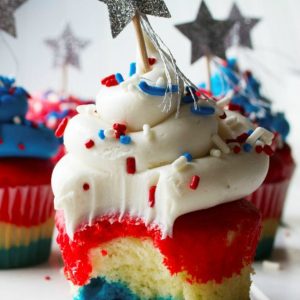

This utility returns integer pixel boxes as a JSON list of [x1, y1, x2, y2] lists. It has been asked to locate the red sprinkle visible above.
[[263, 145, 274, 156], [189, 175, 200, 190], [55, 117, 68, 138], [101, 74, 115, 85], [113, 123, 127, 132], [85, 139, 95, 149], [196, 88, 212, 98], [0, 138, 3, 144], [236, 133, 249, 143], [105, 79, 118, 87], [8, 87, 15, 95], [44, 276, 51, 281], [148, 186, 157, 208], [83, 183, 90, 191], [18, 143, 25, 150], [233, 146, 241, 154], [126, 157, 136, 174], [113, 123, 127, 139], [228, 103, 245, 115], [219, 112, 227, 119], [101, 249, 108, 256], [255, 145, 263, 153], [148, 58, 157, 65]]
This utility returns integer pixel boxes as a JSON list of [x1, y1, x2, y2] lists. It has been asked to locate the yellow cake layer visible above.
[[73, 237, 253, 300], [0, 218, 54, 249], [260, 218, 279, 239]]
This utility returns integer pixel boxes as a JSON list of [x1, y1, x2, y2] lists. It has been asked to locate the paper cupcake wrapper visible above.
[[0, 185, 54, 226], [245, 179, 292, 260], [245, 180, 291, 220], [0, 185, 55, 268]]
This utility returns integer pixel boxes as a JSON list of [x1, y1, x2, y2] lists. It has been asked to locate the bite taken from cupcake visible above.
[[52, 40, 273, 300]]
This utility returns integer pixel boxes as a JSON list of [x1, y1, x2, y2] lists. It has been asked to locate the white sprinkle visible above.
[[224, 115, 237, 126], [104, 129, 115, 138], [211, 134, 231, 154], [143, 124, 153, 140], [255, 140, 264, 147], [246, 127, 274, 145], [155, 76, 166, 87], [262, 260, 281, 271], [13, 116, 22, 124], [76, 104, 97, 115], [172, 156, 188, 172], [260, 131, 274, 145], [216, 90, 234, 108], [210, 148, 222, 157]]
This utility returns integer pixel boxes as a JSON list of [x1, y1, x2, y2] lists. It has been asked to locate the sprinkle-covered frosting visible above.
[[0, 76, 59, 159], [52, 43, 271, 238], [205, 59, 290, 143]]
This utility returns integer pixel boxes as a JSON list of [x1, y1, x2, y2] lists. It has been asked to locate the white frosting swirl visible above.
[[52, 45, 270, 238]]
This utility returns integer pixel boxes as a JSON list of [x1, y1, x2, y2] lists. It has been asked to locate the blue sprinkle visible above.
[[183, 152, 193, 162], [129, 62, 136, 76], [243, 143, 252, 152], [138, 81, 178, 96], [98, 129, 105, 140], [115, 73, 124, 84], [120, 135, 131, 145], [247, 129, 254, 135], [191, 105, 215, 116]]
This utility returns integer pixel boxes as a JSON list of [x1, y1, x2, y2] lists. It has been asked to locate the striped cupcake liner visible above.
[[0, 185, 55, 268], [245, 180, 292, 259]]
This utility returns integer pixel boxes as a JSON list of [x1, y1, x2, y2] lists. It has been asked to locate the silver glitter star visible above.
[[226, 3, 261, 49], [45, 24, 90, 69], [0, 0, 27, 37], [175, 1, 235, 63], [98, 0, 171, 38]]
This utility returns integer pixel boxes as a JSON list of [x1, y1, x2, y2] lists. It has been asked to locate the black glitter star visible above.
[[226, 3, 261, 49], [0, 0, 27, 37], [98, 0, 171, 38], [175, 1, 235, 63], [45, 24, 90, 70]]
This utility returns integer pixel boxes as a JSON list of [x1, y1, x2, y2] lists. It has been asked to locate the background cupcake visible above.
[[205, 59, 296, 259], [0, 76, 60, 268], [27, 91, 94, 163]]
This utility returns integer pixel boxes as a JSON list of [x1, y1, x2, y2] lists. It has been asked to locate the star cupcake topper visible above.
[[226, 3, 261, 49], [98, 0, 171, 73], [175, 1, 235, 63], [45, 24, 90, 70], [0, 0, 27, 37], [45, 24, 90, 94], [98, 0, 171, 38]]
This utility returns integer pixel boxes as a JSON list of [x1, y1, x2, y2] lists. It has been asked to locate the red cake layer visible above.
[[264, 143, 295, 184], [0, 158, 54, 186], [56, 199, 261, 286]]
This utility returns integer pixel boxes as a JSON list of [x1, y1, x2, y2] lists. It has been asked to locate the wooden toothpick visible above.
[[132, 13, 150, 74], [206, 55, 212, 92]]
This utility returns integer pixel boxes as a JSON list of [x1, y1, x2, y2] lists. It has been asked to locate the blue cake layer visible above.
[[75, 277, 175, 300]]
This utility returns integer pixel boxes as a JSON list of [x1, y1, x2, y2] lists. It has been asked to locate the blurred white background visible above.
[[0, 0, 299, 220]]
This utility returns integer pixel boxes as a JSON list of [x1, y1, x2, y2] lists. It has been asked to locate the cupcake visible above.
[[52, 41, 272, 299], [0, 76, 60, 268], [207, 59, 296, 259], [27, 91, 94, 163]]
